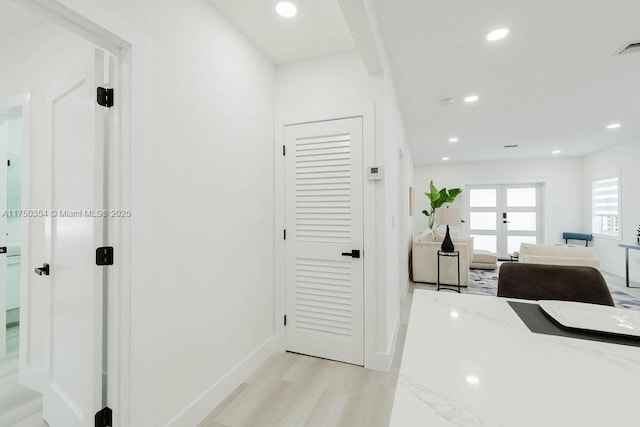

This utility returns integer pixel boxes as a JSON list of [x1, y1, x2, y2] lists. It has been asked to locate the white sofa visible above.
[[412, 232, 473, 286], [519, 243, 600, 269]]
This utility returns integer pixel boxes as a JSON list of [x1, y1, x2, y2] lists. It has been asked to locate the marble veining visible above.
[[397, 374, 502, 427], [427, 293, 516, 328], [542, 333, 640, 375], [391, 291, 640, 427]]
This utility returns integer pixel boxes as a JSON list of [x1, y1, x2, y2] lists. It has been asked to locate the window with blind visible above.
[[592, 176, 620, 237]]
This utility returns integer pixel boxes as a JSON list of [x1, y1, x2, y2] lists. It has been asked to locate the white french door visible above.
[[284, 117, 364, 366], [466, 184, 543, 259], [40, 48, 111, 427]]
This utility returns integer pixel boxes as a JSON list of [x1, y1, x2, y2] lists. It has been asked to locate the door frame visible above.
[[0, 93, 29, 362], [274, 105, 384, 370], [20, 1, 153, 425]]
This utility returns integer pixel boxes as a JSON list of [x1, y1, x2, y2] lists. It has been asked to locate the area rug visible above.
[[468, 267, 640, 310]]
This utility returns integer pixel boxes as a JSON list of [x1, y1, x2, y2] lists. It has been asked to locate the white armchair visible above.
[[412, 233, 473, 286]]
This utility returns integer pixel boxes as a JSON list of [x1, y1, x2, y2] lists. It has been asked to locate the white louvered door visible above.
[[284, 117, 364, 365]]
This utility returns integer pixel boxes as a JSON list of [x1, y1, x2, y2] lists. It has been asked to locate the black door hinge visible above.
[[97, 87, 114, 108], [283, 145, 286, 156], [7, 159, 10, 166], [96, 246, 114, 266], [284, 315, 287, 326], [283, 229, 286, 240], [95, 407, 112, 427]]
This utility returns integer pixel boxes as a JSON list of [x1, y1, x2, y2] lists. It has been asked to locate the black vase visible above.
[[441, 225, 455, 252]]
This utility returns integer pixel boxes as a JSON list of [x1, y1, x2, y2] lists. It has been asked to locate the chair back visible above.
[[498, 263, 614, 306]]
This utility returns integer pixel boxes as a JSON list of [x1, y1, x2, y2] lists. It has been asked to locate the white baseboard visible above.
[[401, 276, 410, 299], [167, 337, 275, 427], [366, 312, 400, 373]]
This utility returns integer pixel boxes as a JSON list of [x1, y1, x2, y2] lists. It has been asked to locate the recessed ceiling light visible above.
[[442, 157, 450, 161], [552, 150, 561, 154], [606, 123, 621, 129], [486, 28, 509, 41], [464, 95, 479, 103], [449, 137, 459, 143], [275, 1, 297, 18]]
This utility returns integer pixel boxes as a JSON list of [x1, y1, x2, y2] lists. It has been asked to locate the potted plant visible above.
[[422, 180, 462, 232]]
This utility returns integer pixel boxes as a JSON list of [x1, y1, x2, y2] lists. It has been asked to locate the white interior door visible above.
[[284, 117, 364, 366], [467, 184, 542, 258], [40, 48, 107, 427]]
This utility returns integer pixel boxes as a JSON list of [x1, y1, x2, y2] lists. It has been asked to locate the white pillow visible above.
[[418, 229, 437, 242]]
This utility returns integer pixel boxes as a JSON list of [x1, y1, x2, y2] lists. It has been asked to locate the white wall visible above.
[[5, 0, 277, 424], [275, 51, 383, 118], [380, 69, 413, 344], [413, 157, 584, 245], [583, 140, 640, 282], [111, 2, 275, 425], [362, 0, 414, 359]]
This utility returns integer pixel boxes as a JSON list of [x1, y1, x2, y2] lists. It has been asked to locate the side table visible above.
[[437, 250, 461, 293], [619, 243, 640, 288]]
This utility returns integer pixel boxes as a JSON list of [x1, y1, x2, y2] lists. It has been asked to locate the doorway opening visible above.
[[0, 96, 35, 425], [0, 103, 24, 355], [0, 0, 129, 424]]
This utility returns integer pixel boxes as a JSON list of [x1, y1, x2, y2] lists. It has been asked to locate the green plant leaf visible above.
[[431, 188, 448, 209], [426, 181, 441, 205], [424, 181, 463, 221], [447, 188, 462, 202], [429, 180, 438, 195]]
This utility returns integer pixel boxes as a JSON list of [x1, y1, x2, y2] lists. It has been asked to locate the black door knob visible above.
[[341, 250, 361, 259], [34, 263, 50, 276]]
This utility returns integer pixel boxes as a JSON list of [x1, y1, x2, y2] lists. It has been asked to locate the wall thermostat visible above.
[[368, 166, 384, 181]]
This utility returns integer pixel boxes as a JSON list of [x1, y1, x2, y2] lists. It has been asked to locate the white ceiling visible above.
[[7, 0, 636, 165], [374, 0, 640, 165], [208, 0, 356, 64]]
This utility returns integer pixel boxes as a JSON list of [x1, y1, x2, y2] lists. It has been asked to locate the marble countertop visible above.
[[390, 291, 640, 427]]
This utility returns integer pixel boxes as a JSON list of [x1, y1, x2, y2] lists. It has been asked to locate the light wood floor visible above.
[[0, 325, 46, 427], [199, 289, 414, 427]]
